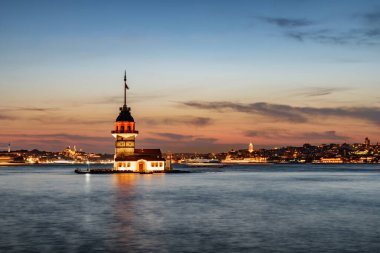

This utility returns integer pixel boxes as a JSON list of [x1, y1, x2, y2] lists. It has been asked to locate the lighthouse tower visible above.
[[112, 71, 139, 169], [111, 71, 165, 172]]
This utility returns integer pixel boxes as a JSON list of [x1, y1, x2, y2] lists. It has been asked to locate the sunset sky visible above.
[[1, 0, 380, 153]]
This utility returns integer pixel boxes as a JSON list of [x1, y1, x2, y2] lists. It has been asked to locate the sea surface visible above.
[[1, 164, 380, 253]]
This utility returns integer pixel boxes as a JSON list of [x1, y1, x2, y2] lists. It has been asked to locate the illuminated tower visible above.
[[8, 143, 10, 153], [111, 71, 165, 172], [112, 71, 139, 169], [248, 142, 254, 153]]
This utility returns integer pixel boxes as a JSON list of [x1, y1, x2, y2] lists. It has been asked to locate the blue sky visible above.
[[0, 0, 380, 152]]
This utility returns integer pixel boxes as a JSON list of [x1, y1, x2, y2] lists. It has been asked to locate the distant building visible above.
[[0, 153, 24, 164], [248, 142, 254, 153], [364, 137, 370, 147], [320, 157, 344, 164], [0, 155, 14, 164], [112, 72, 166, 172], [62, 146, 76, 158]]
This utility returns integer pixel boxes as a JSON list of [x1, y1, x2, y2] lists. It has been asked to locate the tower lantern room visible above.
[[113, 105, 138, 134]]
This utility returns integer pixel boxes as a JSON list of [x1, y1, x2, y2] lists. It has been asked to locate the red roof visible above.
[[115, 149, 165, 161], [115, 155, 165, 162], [134, 149, 162, 155]]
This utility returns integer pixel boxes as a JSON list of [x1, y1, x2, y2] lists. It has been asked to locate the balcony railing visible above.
[[111, 130, 139, 134]]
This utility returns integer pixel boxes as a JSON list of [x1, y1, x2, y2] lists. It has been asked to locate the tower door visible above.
[[138, 162, 145, 172]]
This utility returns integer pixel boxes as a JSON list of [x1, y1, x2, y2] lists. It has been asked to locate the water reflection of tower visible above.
[[109, 174, 138, 248]]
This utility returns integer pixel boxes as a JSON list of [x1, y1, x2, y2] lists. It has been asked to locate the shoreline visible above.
[[2, 162, 380, 167]]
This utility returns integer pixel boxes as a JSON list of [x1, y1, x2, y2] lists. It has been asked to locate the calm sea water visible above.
[[1, 164, 380, 253]]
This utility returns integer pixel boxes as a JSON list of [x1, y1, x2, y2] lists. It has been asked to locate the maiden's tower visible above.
[[111, 72, 166, 172]]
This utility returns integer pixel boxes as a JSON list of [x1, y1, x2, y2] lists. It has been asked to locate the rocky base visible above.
[[74, 168, 190, 174]]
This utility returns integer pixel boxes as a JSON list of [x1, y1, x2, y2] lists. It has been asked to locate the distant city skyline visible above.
[[1, 0, 379, 153]]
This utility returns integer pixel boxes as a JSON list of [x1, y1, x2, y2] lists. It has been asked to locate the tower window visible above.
[[127, 126, 131, 132], [121, 126, 124, 132]]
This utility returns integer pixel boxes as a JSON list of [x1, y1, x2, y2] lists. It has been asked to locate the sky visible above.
[[0, 0, 380, 153]]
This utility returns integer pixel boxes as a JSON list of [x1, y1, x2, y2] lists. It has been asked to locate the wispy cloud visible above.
[[28, 116, 111, 125], [286, 29, 380, 45], [0, 107, 59, 121], [0, 114, 14, 120], [139, 135, 230, 153], [155, 132, 194, 141], [294, 87, 349, 97], [260, 11, 380, 46], [150, 132, 217, 143], [244, 129, 349, 142], [362, 9, 380, 24], [259, 17, 313, 28], [141, 116, 213, 127], [0, 133, 111, 142], [15, 107, 58, 112], [87, 94, 165, 105], [0, 106, 58, 113], [183, 101, 380, 125], [184, 101, 307, 122], [302, 130, 350, 141], [0, 106, 122, 126]]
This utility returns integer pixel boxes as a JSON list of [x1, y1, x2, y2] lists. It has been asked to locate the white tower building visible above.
[[111, 71, 165, 172]]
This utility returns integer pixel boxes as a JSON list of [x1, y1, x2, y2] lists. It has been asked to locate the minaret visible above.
[[248, 142, 254, 153], [112, 71, 139, 169], [7, 143, 10, 153]]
